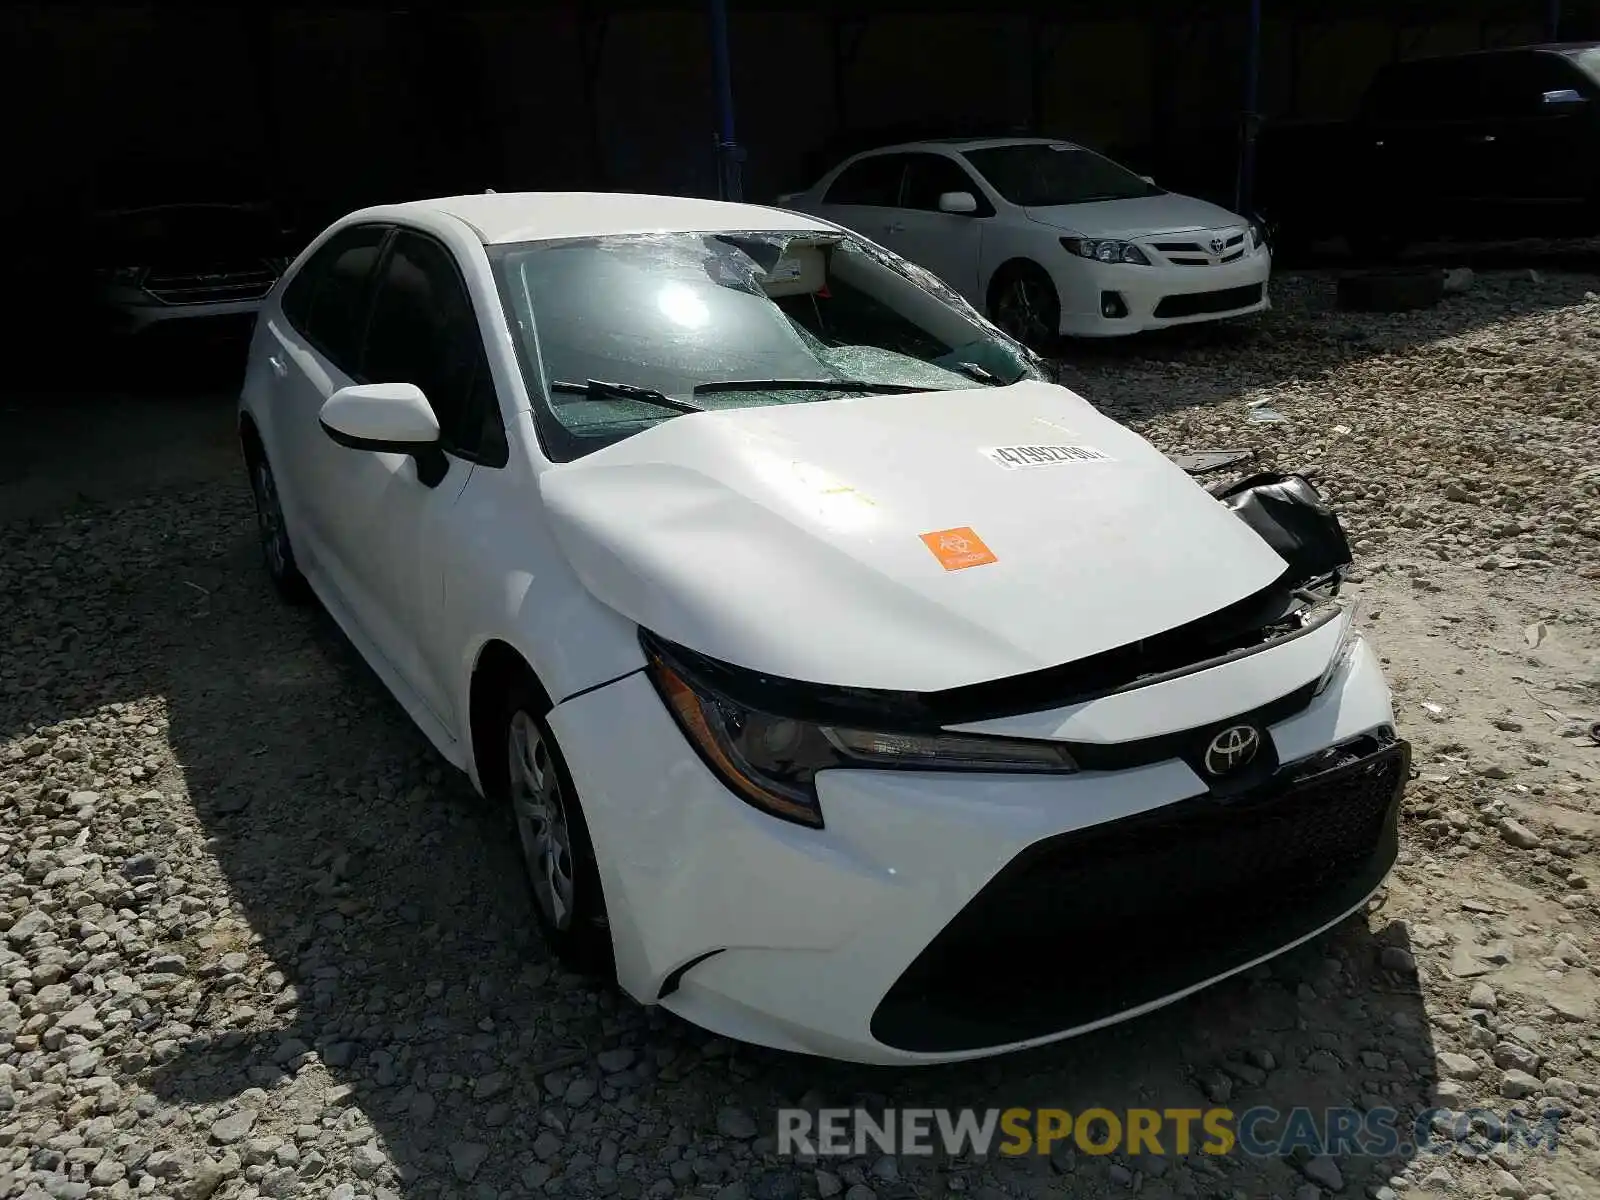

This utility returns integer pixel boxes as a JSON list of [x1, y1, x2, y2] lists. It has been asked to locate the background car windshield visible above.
[[963, 144, 1162, 206], [492, 231, 1043, 461], [1560, 46, 1600, 87]]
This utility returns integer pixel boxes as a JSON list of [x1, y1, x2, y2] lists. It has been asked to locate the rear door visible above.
[[812, 153, 911, 243], [1362, 58, 1493, 233], [886, 153, 992, 300]]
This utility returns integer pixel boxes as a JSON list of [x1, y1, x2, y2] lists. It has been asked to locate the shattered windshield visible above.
[[490, 229, 1046, 461], [962, 143, 1164, 206]]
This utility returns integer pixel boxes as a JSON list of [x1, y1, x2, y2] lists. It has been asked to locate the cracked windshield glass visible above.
[[491, 231, 1045, 461]]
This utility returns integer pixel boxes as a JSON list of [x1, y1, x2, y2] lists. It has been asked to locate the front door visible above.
[[310, 228, 508, 730], [883, 153, 990, 301]]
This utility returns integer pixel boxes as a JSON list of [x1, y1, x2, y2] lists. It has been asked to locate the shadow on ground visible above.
[[0, 350, 1448, 1197]]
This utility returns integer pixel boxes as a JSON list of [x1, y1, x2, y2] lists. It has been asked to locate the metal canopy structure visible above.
[[684, 0, 1587, 209], [540, 0, 1594, 207]]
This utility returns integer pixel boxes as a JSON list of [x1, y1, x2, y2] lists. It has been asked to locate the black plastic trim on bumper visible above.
[[869, 736, 1409, 1055], [1154, 283, 1265, 319]]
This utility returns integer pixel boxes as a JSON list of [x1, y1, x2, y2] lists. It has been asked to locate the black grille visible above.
[[1154, 283, 1264, 319], [144, 264, 278, 305], [871, 737, 1409, 1053]]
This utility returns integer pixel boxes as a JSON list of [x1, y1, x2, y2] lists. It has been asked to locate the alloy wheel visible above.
[[994, 276, 1053, 346], [507, 711, 576, 931]]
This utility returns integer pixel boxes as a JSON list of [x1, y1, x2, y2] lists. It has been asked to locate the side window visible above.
[[283, 224, 388, 372], [822, 155, 908, 206], [361, 231, 505, 465], [1465, 55, 1538, 117], [902, 154, 991, 214]]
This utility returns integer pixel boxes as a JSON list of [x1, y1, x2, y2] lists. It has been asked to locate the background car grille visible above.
[[1154, 282, 1264, 318], [870, 736, 1409, 1054], [143, 264, 278, 305]]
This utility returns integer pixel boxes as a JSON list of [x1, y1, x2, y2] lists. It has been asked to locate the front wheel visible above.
[[988, 263, 1061, 353], [499, 686, 615, 978]]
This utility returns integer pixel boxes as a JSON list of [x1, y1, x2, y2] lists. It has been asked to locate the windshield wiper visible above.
[[692, 378, 941, 396], [548, 379, 703, 414]]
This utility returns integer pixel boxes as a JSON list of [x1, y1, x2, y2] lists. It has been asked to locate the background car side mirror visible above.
[[319, 382, 449, 487], [1139, 175, 1157, 185], [937, 191, 979, 215]]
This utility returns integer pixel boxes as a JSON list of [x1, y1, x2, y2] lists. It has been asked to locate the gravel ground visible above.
[[2, 266, 1598, 1200]]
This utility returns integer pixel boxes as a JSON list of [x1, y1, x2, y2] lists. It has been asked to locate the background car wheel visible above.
[[494, 680, 615, 979], [247, 449, 312, 604], [988, 262, 1061, 353]]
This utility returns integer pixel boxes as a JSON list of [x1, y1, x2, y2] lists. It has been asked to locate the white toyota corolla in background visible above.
[[240, 191, 1404, 1064], [779, 137, 1272, 346]]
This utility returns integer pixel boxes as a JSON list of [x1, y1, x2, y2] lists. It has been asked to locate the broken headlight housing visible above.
[[1313, 600, 1364, 696], [643, 634, 1078, 828]]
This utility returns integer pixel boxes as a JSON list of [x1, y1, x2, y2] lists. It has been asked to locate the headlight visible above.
[[1313, 600, 1363, 696], [644, 638, 1078, 829], [1060, 237, 1150, 266], [1249, 222, 1267, 251], [97, 266, 147, 286]]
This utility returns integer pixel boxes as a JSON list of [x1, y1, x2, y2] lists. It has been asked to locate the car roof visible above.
[[854, 136, 1087, 156], [1384, 40, 1600, 66], [358, 191, 835, 245]]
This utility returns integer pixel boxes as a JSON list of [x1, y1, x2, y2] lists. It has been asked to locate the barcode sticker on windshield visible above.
[[985, 445, 1113, 470]]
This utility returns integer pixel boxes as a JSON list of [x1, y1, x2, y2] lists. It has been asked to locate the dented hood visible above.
[[538, 381, 1288, 693]]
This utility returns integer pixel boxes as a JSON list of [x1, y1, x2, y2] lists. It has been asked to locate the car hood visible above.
[[538, 381, 1288, 693], [1024, 193, 1248, 239]]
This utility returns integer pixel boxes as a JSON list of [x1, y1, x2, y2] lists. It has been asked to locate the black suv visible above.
[[1256, 42, 1600, 256]]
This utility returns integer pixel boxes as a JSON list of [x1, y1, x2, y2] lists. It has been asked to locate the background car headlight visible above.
[[1313, 600, 1363, 696], [1249, 222, 1267, 251], [1060, 237, 1150, 266], [97, 266, 148, 286], [645, 642, 1078, 828]]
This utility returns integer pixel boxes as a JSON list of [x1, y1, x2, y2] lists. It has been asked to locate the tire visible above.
[[246, 447, 313, 604], [490, 679, 616, 979], [987, 262, 1061, 353]]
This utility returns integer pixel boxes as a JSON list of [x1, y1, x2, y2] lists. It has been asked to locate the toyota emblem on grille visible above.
[[1209, 236, 1226, 255], [1204, 725, 1261, 776]]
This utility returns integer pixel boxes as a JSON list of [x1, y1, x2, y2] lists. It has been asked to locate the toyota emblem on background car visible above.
[[1209, 237, 1226, 255], [1204, 725, 1262, 776]]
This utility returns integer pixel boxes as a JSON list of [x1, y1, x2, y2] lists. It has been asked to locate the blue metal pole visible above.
[[707, 0, 743, 201], [1237, 0, 1263, 215], [1548, 0, 1562, 41]]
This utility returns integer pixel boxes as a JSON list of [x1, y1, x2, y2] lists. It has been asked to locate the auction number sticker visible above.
[[985, 444, 1113, 469]]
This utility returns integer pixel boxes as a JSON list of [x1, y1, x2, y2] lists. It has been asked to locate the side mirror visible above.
[[1139, 175, 1157, 185], [319, 382, 449, 487], [937, 191, 979, 215]]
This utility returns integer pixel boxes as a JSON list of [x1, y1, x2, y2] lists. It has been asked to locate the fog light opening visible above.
[[1100, 291, 1129, 319]]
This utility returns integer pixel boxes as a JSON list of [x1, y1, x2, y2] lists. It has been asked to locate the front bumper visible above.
[[547, 637, 1401, 1065], [1051, 249, 1273, 337]]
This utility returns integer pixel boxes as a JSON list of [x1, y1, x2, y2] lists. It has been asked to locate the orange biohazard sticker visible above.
[[920, 527, 997, 571]]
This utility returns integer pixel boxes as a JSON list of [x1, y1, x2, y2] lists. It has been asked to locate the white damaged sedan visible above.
[[240, 191, 1408, 1064]]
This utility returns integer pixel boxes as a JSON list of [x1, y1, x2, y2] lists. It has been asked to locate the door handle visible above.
[[884, 222, 906, 234], [267, 354, 288, 378], [1474, 134, 1497, 143]]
